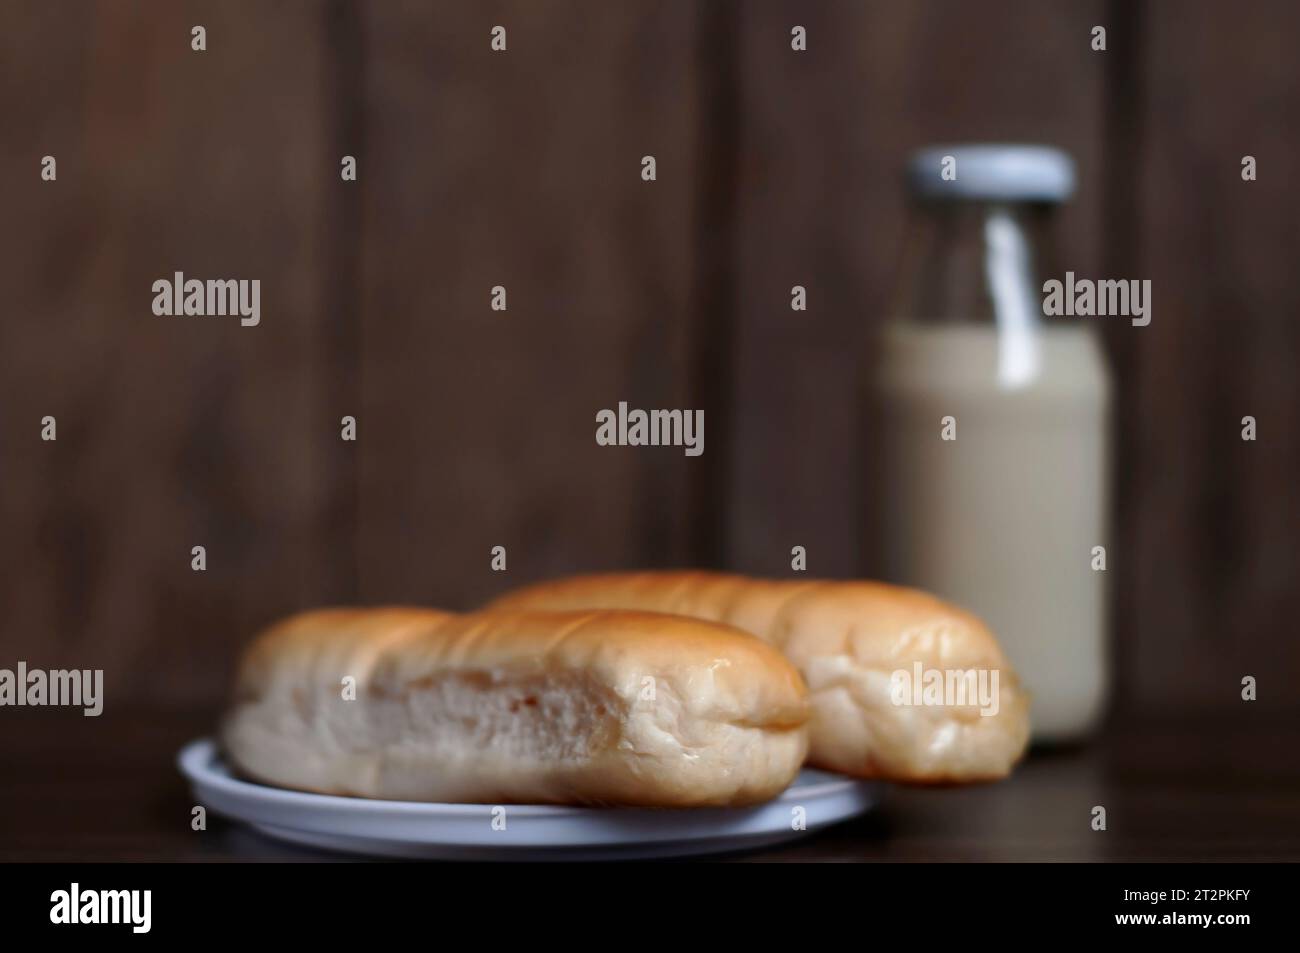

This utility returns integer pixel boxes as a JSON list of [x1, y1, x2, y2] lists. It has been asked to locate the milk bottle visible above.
[[875, 145, 1111, 740]]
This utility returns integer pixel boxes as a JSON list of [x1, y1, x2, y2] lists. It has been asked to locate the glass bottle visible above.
[[875, 144, 1111, 741]]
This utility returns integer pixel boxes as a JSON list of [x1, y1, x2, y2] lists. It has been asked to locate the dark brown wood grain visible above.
[[1112, 0, 1300, 713], [0, 0, 1295, 720], [351, 2, 707, 610], [0, 1, 341, 703]]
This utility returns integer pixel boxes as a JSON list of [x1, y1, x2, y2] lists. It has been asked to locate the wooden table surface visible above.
[[3, 706, 1297, 862]]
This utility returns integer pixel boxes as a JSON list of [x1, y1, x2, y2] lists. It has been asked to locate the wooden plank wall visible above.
[[0, 1, 338, 703], [1117, 0, 1300, 712], [0, 1, 710, 704], [0, 0, 1295, 712], [352, 2, 705, 611]]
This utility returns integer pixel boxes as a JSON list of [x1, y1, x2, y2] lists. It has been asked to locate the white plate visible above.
[[178, 738, 879, 860]]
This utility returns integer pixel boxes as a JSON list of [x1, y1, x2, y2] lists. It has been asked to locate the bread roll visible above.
[[488, 572, 1031, 783], [222, 606, 809, 806]]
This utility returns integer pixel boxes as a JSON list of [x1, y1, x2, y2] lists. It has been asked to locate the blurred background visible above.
[[1, 0, 1297, 733]]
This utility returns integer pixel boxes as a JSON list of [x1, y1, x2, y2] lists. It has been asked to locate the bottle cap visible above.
[[907, 144, 1075, 202]]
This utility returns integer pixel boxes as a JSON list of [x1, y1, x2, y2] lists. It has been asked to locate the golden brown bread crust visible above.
[[223, 606, 809, 806], [487, 571, 1031, 783]]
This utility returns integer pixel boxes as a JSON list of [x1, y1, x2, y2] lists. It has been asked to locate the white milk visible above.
[[876, 322, 1110, 740]]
